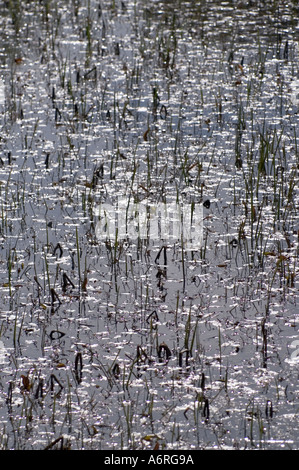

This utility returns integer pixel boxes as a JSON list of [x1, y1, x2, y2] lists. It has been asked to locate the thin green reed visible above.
[[76, 226, 81, 293]]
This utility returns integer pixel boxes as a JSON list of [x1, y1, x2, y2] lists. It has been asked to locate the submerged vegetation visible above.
[[0, 0, 298, 450]]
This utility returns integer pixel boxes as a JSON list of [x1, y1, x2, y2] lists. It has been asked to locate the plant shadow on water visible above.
[[0, 0, 298, 450]]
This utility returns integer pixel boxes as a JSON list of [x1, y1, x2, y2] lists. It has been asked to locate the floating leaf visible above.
[[49, 330, 65, 340], [56, 363, 66, 369], [21, 375, 31, 391]]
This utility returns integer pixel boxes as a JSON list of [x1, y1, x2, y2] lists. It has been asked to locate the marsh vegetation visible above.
[[0, 0, 298, 450]]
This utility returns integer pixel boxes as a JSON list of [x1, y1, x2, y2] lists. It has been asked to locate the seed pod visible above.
[[265, 400, 273, 418], [112, 363, 120, 379], [203, 398, 209, 420], [75, 352, 83, 384], [200, 372, 205, 391], [35, 378, 44, 399]]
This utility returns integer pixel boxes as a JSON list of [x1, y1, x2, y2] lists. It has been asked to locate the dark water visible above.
[[0, 0, 298, 450]]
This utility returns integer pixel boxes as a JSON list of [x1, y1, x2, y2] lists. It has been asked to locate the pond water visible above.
[[0, 0, 298, 450]]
